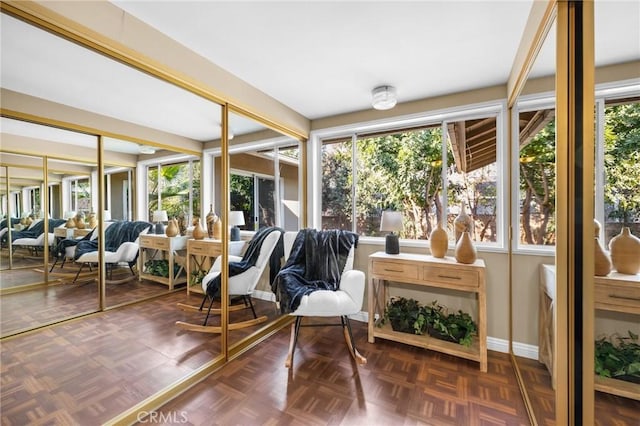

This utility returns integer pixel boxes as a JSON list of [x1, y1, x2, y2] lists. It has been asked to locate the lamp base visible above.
[[385, 234, 399, 254], [155, 222, 165, 234], [230, 226, 241, 241]]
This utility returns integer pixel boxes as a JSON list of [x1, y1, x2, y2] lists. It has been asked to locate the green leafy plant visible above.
[[595, 331, 640, 383], [190, 269, 206, 286], [380, 297, 421, 334], [380, 298, 477, 347], [144, 259, 181, 278]]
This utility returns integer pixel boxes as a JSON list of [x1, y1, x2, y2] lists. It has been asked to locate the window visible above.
[[319, 109, 501, 246], [147, 160, 200, 220], [517, 106, 556, 246], [70, 177, 91, 215], [600, 97, 640, 245]]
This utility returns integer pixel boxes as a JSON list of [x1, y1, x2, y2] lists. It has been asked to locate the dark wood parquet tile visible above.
[[149, 319, 531, 426]]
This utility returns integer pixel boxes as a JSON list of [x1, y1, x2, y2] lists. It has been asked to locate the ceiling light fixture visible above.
[[139, 145, 156, 154], [372, 85, 397, 110]]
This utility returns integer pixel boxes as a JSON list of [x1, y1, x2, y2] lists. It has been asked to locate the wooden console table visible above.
[[539, 265, 640, 400], [594, 272, 640, 400], [186, 239, 245, 295], [138, 234, 188, 290], [368, 252, 487, 372]]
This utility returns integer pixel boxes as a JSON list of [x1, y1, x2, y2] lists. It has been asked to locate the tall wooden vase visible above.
[[429, 224, 448, 258], [454, 203, 472, 242], [594, 237, 612, 277], [192, 218, 206, 240], [609, 227, 640, 275], [455, 231, 477, 264], [165, 219, 179, 237]]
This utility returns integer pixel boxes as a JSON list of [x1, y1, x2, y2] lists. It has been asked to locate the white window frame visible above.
[[310, 100, 508, 252]]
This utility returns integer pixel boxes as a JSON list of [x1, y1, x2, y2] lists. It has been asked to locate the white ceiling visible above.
[[1, 1, 638, 146]]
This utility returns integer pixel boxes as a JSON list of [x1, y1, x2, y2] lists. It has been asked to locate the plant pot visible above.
[[427, 326, 460, 344]]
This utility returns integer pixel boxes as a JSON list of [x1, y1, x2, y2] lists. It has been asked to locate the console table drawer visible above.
[[423, 266, 479, 288], [140, 235, 169, 250], [188, 241, 220, 256], [595, 282, 640, 314], [371, 261, 419, 280]]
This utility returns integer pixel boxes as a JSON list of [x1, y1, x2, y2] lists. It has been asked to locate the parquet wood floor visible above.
[[516, 355, 640, 426], [149, 318, 532, 426]]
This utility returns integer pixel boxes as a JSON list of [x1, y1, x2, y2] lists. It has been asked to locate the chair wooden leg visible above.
[[285, 316, 302, 368], [342, 316, 367, 365]]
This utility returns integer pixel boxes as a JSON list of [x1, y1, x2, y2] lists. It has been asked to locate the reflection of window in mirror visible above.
[[596, 94, 640, 245], [516, 99, 556, 248], [146, 159, 200, 221]]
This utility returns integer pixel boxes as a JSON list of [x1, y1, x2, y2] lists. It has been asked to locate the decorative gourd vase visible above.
[[455, 231, 477, 264], [178, 212, 188, 236], [429, 223, 448, 258], [594, 237, 612, 277], [206, 204, 218, 239], [454, 203, 473, 242], [609, 227, 640, 275], [192, 218, 206, 240], [165, 218, 179, 237], [75, 214, 86, 229], [65, 217, 76, 228], [87, 212, 97, 229], [213, 219, 222, 240]]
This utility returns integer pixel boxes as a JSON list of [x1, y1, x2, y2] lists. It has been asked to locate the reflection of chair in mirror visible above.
[[274, 229, 366, 368], [176, 227, 283, 333], [10, 218, 66, 257], [71, 221, 152, 284]]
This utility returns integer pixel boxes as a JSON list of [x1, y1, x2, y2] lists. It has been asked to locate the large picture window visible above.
[[320, 109, 501, 246], [147, 159, 200, 220]]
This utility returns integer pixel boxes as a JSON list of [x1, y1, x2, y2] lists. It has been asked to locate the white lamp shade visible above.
[[380, 211, 403, 232], [229, 211, 245, 227], [152, 210, 168, 222], [64, 210, 76, 219]]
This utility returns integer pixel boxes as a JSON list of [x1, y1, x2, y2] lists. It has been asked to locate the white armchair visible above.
[[176, 228, 282, 333], [281, 230, 367, 368]]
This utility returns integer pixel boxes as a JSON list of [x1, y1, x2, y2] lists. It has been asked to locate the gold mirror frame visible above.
[[508, 1, 595, 424]]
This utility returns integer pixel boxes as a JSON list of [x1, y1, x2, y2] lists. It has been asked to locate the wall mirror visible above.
[[510, 1, 640, 424], [199, 110, 302, 349], [0, 122, 102, 337]]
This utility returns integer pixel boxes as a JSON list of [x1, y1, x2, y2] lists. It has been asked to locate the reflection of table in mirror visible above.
[[539, 264, 640, 400], [138, 234, 188, 290], [186, 239, 246, 295]]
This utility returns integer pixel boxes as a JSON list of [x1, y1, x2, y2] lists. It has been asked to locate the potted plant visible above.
[[595, 331, 640, 384], [423, 302, 478, 347], [381, 297, 421, 334]]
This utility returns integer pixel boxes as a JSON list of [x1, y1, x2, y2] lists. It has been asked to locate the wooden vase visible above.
[[206, 204, 218, 239], [455, 231, 477, 264], [594, 237, 612, 277], [75, 215, 86, 229], [192, 219, 206, 240], [609, 227, 640, 275], [454, 203, 472, 242], [429, 224, 448, 258], [87, 213, 97, 229], [213, 219, 222, 240], [165, 219, 179, 237], [65, 217, 76, 228]]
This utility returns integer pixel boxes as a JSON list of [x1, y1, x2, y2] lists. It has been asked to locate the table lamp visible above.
[[229, 211, 245, 241], [380, 210, 402, 254], [152, 210, 168, 234]]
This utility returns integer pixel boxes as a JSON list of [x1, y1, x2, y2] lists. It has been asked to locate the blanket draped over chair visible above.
[[5, 218, 65, 244], [73, 220, 152, 261], [272, 228, 358, 314], [204, 226, 284, 299]]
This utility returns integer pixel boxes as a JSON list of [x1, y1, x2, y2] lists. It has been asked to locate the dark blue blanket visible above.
[[74, 220, 153, 261], [204, 226, 284, 299], [7, 219, 65, 243], [272, 229, 358, 314]]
